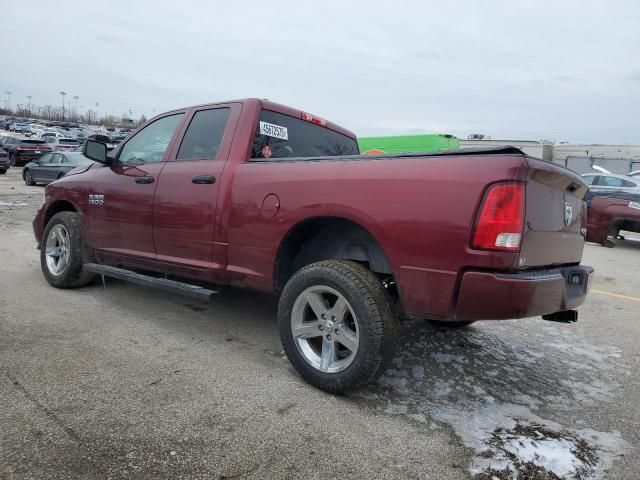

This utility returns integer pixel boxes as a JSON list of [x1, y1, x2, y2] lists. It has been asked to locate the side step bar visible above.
[[83, 263, 218, 302]]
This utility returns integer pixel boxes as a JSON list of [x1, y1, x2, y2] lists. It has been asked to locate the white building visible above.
[[459, 139, 553, 161], [459, 137, 640, 174]]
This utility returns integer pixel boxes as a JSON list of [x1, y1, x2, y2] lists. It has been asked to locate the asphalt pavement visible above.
[[1, 165, 639, 479]]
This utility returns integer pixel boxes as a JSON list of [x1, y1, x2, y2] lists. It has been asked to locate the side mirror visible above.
[[83, 139, 111, 165]]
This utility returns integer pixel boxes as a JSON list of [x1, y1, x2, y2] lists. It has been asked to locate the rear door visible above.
[[152, 103, 241, 269], [40, 153, 63, 182]]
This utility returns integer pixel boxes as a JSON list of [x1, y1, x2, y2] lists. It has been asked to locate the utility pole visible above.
[[60, 91, 67, 121], [27, 96, 32, 116], [5, 91, 12, 112], [73, 95, 79, 120]]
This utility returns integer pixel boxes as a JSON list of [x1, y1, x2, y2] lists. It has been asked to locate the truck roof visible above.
[[162, 98, 357, 140]]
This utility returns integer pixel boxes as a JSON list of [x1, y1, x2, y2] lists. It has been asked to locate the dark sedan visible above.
[[23, 152, 93, 186], [0, 147, 8, 174]]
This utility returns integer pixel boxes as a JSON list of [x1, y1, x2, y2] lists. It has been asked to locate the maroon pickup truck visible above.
[[33, 99, 593, 393]]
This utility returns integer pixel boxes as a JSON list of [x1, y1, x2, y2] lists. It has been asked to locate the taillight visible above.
[[471, 182, 525, 251]]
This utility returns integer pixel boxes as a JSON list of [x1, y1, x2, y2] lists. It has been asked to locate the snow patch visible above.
[[361, 321, 628, 478]]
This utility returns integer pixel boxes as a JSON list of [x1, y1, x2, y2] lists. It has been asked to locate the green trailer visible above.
[[358, 134, 459, 155]]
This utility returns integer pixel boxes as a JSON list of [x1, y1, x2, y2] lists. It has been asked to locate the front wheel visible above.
[[23, 169, 35, 186], [41, 212, 95, 288], [278, 260, 398, 394]]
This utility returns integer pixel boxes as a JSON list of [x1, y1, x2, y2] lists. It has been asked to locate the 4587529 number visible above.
[[259, 121, 288, 140]]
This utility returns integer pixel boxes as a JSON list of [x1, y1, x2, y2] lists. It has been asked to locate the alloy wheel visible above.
[[45, 224, 71, 276], [290, 285, 360, 373]]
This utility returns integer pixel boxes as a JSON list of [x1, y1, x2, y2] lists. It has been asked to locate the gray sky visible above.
[[3, 0, 639, 143]]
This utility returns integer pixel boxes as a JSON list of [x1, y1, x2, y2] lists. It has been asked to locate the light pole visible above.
[[73, 95, 79, 120], [26, 96, 32, 116], [5, 91, 12, 112], [60, 91, 67, 121]]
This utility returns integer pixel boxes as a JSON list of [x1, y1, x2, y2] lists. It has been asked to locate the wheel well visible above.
[[274, 217, 393, 292], [45, 200, 77, 226]]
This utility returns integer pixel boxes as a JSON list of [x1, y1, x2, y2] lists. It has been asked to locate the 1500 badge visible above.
[[89, 194, 104, 205]]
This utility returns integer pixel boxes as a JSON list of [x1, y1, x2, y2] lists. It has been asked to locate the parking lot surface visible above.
[[1, 166, 639, 479]]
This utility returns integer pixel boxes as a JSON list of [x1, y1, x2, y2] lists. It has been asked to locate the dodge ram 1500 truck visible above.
[[33, 98, 593, 393]]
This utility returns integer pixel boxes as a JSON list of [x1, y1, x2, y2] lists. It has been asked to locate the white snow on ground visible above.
[[359, 320, 629, 479], [0, 201, 28, 206]]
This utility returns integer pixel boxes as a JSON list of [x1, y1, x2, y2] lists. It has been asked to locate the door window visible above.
[[118, 113, 184, 164], [39, 153, 54, 164], [600, 176, 626, 187], [177, 108, 230, 160]]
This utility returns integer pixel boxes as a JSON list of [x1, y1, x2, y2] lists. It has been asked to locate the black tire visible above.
[[0, 168, 6, 175], [23, 169, 35, 186], [429, 320, 476, 329], [278, 260, 398, 394], [40, 212, 95, 288]]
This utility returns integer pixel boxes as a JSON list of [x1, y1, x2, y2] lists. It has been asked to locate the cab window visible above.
[[177, 108, 230, 160], [250, 110, 359, 160]]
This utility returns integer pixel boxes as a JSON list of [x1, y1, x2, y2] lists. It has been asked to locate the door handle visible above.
[[192, 175, 216, 184], [134, 176, 154, 184]]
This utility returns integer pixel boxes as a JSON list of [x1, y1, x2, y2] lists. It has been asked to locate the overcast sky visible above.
[[2, 0, 639, 143]]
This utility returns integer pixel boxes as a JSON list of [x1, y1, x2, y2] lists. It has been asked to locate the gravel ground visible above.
[[1, 165, 639, 479]]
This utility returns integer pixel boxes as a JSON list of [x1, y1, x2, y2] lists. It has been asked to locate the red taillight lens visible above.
[[471, 183, 525, 251]]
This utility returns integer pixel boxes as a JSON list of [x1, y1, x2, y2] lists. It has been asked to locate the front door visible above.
[[86, 112, 186, 259], [29, 152, 55, 182], [152, 104, 240, 270]]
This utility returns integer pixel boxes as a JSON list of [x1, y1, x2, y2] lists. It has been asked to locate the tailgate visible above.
[[519, 158, 589, 267]]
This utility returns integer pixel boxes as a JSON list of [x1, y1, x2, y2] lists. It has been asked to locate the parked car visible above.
[[47, 137, 80, 152], [586, 189, 640, 247], [1, 136, 21, 154], [34, 98, 593, 393], [10, 122, 29, 134], [39, 131, 66, 140], [5, 139, 52, 166], [0, 147, 9, 174], [628, 170, 640, 177], [582, 172, 640, 194], [23, 152, 92, 186]]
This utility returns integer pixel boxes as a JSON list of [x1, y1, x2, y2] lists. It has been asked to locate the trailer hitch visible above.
[[542, 310, 578, 323]]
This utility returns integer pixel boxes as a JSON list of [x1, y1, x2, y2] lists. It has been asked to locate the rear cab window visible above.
[[251, 110, 359, 160]]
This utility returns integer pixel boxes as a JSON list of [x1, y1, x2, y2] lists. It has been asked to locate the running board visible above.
[[83, 263, 218, 302]]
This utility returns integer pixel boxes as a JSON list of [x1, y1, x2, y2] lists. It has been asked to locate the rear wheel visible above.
[[23, 169, 35, 186], [278, 260, 398, 394], [41, 212, 95, 288], [0, 168, 6, 175]]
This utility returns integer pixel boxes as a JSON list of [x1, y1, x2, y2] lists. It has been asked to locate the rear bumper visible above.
[[454, 265, 594, 321]]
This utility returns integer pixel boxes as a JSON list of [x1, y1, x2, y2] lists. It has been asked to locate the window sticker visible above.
[[259, 121, 288, 140]]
